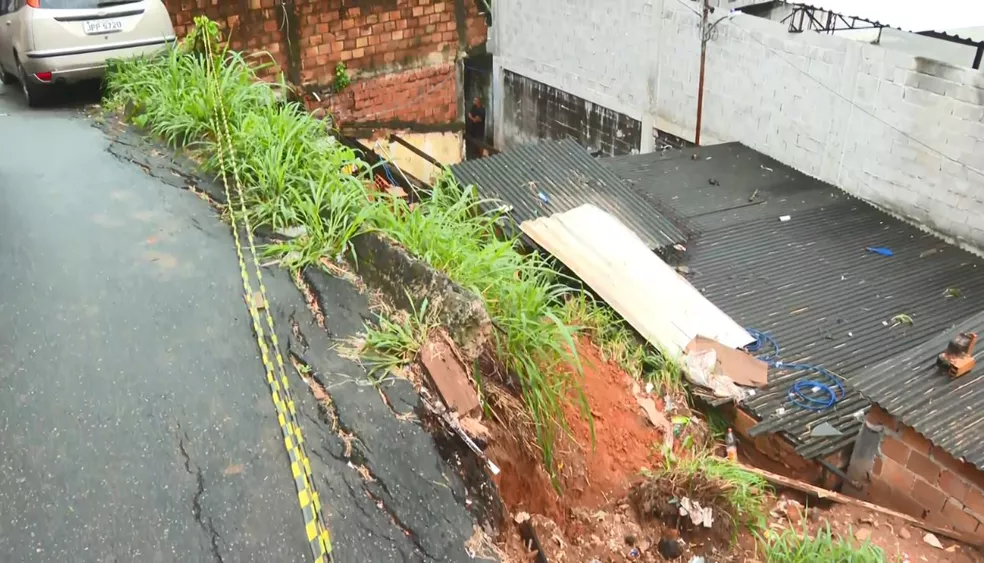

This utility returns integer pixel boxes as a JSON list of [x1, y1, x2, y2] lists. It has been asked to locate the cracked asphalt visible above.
[[0, 86, 490, 562]]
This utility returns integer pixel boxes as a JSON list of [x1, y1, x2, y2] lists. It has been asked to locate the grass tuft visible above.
[[758, 523, 885, 562], [632, 450, 772, 541], [361, 298, 434, 377]]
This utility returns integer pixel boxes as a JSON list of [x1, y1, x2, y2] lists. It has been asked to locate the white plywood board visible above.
[[521, 204, 753, 357]]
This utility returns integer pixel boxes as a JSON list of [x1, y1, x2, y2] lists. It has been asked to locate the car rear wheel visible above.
[[17, 63, 47, 108]]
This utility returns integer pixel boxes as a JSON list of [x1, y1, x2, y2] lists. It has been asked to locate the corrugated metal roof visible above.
[[604, 144, 984, 460], [793, 0, 984, 35], [450, 139, 689, 251], [852, 311, 984, 469], [603, 144, 841, 232]]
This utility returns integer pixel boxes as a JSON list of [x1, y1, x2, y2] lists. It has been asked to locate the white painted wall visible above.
[[492, 0, 984, 250]]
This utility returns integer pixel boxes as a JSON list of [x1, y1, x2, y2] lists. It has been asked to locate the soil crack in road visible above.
[[177, 430, 225, 563], [290, 330, 445, 560]]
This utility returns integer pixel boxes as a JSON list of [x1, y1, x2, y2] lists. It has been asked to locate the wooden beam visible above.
[[741, 464, 984, 547], [389, 134, 444, 167]]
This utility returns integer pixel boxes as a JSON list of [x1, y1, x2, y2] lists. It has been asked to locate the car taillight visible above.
[[35, 72, 52, 82], [26, 0, 40, 7]]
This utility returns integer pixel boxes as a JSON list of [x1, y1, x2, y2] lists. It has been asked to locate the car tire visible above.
[[17, 62, 46, 108]]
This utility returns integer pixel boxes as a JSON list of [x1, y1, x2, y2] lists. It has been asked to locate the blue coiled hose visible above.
[[745, 328, 844, 411], [381, 162, 398, 186]]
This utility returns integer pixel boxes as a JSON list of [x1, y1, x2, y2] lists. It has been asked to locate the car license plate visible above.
[[82, 19, 123, 35]]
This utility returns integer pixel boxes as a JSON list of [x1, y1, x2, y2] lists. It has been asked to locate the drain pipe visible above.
[[843, 420, 884, 497]]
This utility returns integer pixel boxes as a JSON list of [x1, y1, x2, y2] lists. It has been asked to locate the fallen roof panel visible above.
[[520, 204, 752, 357], [451, 139, 689, 251]]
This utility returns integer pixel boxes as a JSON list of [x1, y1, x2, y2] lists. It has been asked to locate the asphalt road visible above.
[[0, 85, 488, 562]]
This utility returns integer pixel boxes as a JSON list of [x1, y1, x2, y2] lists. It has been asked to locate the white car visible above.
[[0, 0, 175, 106]]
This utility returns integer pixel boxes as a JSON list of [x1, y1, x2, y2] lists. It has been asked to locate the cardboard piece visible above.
[[686, 335, 768, 388]]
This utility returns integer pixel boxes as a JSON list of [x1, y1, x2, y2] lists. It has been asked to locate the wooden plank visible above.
[[521, 204, 751, 357], [420, 335, 480, 415], [741, 464, 984, 547]]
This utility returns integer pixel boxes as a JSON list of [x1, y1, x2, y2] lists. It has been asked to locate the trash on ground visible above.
[[866, 246, 894, 256], [275, 224, 308, 238], [636, 396, 674, 448], [681, 348, 745, 399], [891, 313, 914, 326], [923, 533, 943, 549], [657, 529, 684, 560], [779, 215, 791, 222], [686, 335, 768, 387], [810, 421, 843, 437]]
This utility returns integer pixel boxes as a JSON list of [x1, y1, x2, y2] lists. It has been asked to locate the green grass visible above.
[[368, 173, 589, 471], [648, 450, 772, 535], [104, 17, 591, 477], [360, 298, 434, 377], [759, 523, 885, 562]]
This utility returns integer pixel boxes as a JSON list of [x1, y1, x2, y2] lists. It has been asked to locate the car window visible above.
[[40, 0, 140, 7]]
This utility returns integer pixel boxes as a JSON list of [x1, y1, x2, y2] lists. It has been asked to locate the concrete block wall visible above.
[[500, 71, 643, 155], [491, 0, 663, 151], [492, 0, 984, 250], [164, 0, 487, 126], [866, 406, 984, 539]]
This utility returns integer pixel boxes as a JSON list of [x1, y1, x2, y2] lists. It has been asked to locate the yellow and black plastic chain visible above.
[[202, 33, 333, 562]]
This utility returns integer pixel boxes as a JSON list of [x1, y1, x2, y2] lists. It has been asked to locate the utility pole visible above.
[[695, 0, 709, 146]]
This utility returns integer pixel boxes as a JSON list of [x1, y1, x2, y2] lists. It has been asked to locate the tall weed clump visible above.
[[370, 175, 590, 471], [104, 17, 588, 476], [104, 18, 371, 264]]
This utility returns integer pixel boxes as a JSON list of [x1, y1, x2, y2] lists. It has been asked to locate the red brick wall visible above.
[[730, 406, 846, 487], [164, 0, 287, 78], [866, 406, 984, 539], [329, 63, 456, 124], [163, 0, 488, 125]]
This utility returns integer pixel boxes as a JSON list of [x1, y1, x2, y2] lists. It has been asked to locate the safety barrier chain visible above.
[[202, 32, 333, 562]]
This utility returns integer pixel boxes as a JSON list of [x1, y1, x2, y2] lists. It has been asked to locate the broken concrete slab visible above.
[[350, 232, 492, 362]]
